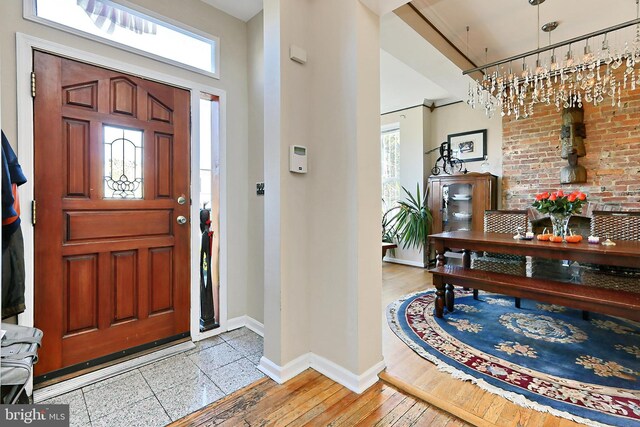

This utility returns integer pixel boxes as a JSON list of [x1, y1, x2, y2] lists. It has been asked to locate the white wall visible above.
[[429, 102, 503, 183], [381, 105, 431, 266], [0, 0, 250, 321], [247, 11, 265, 324]]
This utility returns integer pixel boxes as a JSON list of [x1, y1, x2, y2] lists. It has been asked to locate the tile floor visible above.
[[41, 327, 264, 427]]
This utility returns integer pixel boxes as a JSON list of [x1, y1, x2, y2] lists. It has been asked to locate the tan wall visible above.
[[247, 11, 265, 324], [502, 67, 640, 210], [263, 0, 383, 376]]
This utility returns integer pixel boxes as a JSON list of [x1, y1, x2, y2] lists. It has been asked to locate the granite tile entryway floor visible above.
[[41, 327, 264, 427]]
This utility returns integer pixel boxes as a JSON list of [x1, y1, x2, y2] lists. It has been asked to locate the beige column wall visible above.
[[263, 0, 383, 378]]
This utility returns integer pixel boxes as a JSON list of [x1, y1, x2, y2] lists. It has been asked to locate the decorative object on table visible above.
[[560, 107, 587, 184], [387, 289, 640, 427], [588, 235, 600, 244], [564, 231, 583, 243], [532, 190, 587, 239], [536, 227, 552, 241], [464, 0, 640, 119], [512, 226, 524, 240], [601, 237, 617, 246], [384, 183, 432, 251], [447, 129, 487, 163], [426, 141, 468, 176]]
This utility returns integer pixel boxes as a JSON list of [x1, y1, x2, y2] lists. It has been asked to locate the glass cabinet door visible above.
[[442, 183, 473, 232]]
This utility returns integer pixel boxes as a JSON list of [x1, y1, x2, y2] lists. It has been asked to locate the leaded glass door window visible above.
[[103, 125, 143, 199]]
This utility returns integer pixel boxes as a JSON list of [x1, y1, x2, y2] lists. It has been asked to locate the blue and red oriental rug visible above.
[[387, 289, 640, 427]]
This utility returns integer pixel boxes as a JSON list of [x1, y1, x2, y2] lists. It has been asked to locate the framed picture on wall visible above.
[[447, 129, 487, 162]]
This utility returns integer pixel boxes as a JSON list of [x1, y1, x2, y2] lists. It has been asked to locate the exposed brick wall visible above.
[[502, 70, 640, 210]]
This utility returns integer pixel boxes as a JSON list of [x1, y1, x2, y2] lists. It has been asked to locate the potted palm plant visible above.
[[386, 183, 432, 253]]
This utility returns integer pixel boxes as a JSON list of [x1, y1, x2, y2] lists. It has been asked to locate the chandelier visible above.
[[465, 0, 640, 119]]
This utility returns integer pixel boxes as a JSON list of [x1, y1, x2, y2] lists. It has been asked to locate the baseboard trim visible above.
[[383, 257, 426, 268], [311, 355, 385, 393], [226, 316, 245, 331], [227, 315, 264, 337], [33, 341, 195, 402], [244, 317, 264, 337], [258, 353, 385, 394], [258, 353, 310, 384]]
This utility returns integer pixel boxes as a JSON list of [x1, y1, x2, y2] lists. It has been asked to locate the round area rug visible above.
[[387, 289, 640, 427]]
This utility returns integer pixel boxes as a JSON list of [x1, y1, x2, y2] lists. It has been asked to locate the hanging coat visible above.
[[2, 131, 27, 319]]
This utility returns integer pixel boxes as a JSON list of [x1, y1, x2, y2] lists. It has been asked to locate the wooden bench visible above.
[[430, 265, 640, 321]]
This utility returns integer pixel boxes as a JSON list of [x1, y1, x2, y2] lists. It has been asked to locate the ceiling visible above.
[[411, 0, 636, 69], [380, 13, 468, 112], [199, 0, 262, 22]]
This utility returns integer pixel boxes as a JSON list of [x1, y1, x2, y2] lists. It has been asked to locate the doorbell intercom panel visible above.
[[289, 145, 307, 173]]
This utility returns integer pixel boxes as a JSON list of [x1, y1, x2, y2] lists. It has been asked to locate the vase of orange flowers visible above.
[[532, 190, 587, 238]]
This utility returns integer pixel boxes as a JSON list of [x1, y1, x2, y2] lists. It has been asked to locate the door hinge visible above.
[[31, 200, 36, 226], [30, 72, 36, 98]]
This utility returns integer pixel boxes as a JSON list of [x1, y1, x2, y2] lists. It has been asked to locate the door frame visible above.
[[15, 33, 228, 344]]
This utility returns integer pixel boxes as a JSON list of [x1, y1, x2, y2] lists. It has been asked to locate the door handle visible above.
[[177, 195, 187, 205], [176, 216, 187, 225]]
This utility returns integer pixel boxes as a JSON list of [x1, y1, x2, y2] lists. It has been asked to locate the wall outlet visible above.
[[256, 182, 265, 195]]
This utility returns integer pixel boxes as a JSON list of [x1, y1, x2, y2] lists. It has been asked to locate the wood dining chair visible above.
[[470, 210, 529, 306]]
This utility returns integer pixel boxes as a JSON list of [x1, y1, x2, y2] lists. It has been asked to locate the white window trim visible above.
[[23, 0, 221, 79], [381, 122, 399, 133], [16, 32, 228, 345]]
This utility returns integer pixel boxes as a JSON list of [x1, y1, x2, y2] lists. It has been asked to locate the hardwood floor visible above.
[[170, 369, 466, 426], [173, 263, 582, 426]]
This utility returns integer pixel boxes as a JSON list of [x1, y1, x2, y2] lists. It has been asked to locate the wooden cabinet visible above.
[[428, 173, 498, 236]]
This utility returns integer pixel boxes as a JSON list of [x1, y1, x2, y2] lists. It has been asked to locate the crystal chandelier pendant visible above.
[[462, 0, 640, 118]]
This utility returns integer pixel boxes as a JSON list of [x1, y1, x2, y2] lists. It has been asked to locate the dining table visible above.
[[428, 231, 640, 321]]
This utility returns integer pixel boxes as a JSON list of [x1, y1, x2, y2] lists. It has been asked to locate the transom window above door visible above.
[[26, 0, 220, 77], [103, 125, 143, 199]]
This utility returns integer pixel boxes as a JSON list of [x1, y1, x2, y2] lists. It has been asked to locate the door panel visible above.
[[34, 51, 191, 377], [63, 255, 98, 336]]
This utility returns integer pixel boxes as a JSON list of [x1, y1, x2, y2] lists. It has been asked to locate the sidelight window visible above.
[[103, 125, 143, 199]]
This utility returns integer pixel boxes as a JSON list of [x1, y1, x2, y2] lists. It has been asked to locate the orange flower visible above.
[[557, 190, 564, 197], [577, 192, 586, 201], [549, 194, 557, 201], [567, 193, 577, 202]]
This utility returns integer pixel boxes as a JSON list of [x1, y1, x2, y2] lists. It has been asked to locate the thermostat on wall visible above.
[[289, 145, 307, 173]]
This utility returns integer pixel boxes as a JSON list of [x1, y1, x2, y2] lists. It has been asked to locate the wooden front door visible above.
[[33, 51, 191, 377]]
